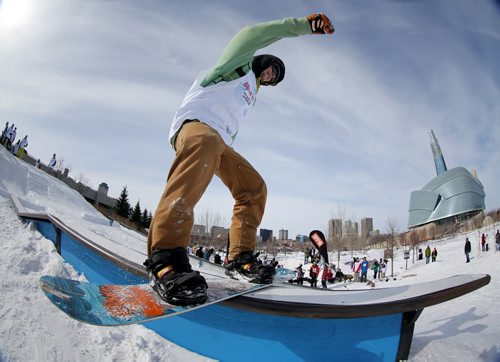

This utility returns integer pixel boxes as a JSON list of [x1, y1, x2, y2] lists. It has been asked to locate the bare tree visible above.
[[196, 209, 228, 249], [75, 173, 90, 187], [329, 207, 346, 267], [386, 216, 399, 278], [54, 157, 71, 174]]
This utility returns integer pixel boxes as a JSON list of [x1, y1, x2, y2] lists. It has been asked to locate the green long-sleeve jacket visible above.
[[200, 17, 312, 87]]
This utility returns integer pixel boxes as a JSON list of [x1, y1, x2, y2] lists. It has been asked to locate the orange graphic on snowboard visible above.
[[100, 285, 167, 318]]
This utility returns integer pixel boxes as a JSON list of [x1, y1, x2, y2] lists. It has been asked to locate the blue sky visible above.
[[1, 0, 499, 238]]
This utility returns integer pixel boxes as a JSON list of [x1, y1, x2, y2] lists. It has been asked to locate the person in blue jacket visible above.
[[360, 257, 369, 283]]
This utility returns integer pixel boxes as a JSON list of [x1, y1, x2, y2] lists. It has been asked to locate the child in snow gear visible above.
[[146, 13, 334, 304]]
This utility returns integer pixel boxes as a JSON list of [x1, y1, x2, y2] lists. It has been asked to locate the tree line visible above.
[[113, 186, 153, 230]]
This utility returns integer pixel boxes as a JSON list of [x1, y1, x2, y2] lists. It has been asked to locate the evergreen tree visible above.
[[148, 211, 153, 227], [114, 186, 131, 218], [141, 208, 152, 229], [130, 200, 142, 225]]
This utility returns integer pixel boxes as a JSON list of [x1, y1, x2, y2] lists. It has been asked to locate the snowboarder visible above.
[[144, 14, 335, 305]]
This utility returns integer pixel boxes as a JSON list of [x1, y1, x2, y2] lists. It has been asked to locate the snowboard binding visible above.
[[145, 248, 208, 306], [226, 251, 277, 284]]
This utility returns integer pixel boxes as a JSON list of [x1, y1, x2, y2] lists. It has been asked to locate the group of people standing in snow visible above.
[[351, 257, 387, 283], [292, 262, 345, 289], [418, 245, 438, 264], [1, 122, 29, 159], [465, 230, 500, 263], [1, 121, 59, 170]]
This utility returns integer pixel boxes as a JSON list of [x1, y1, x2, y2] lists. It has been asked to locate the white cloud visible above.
[[1, 0, 498, 237]]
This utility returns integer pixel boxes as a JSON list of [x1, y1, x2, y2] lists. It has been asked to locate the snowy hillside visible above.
[[0, 147, 499, 361]]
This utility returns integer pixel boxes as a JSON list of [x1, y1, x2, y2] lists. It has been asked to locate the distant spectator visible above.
[[295, 264, 304, 285], [335, 267, 344, 283], [48, 154, 57, 168], [371, 259, 379, 279], [352, 257, 361, 282], [431, 247, 437, 262], [321, 264, 334, 288], [481, 233, 487, 252], [35, 159, 41, 168], [0, 121, 8, 145], [496, 230, 500, 252], [15, 135, 28, 159], [378, 259, 386, 280], [11, 140, 20, 155], [418, 248, 423, 260], [465, 237, 471, 263], [360, 257, 369, 283], [309, 261, 320, 288], [3, 123, 15, 150], [425, 245, 431, 264], [214, 253, 222, 265], [8, 126, 17, 149]]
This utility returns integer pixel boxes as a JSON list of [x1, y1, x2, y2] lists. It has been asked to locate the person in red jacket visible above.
[[309, 261, 320, 288], [321, 264, 335, 288]]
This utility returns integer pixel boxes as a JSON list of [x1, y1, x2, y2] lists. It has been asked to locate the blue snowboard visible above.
[[40, 275, 269, 326]]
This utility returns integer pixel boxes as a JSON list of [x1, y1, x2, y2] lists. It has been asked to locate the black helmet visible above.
[[252, 54, 285, 86]]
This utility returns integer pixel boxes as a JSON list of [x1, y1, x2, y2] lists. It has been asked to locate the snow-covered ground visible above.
[[1, 147, 499, 361]]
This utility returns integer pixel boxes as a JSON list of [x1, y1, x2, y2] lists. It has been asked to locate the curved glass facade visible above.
[[408, 167, 485, 228]]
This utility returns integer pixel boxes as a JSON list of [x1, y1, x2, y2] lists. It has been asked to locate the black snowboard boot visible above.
[[226, 251, 277, 284], [144, 248, 208, 306]]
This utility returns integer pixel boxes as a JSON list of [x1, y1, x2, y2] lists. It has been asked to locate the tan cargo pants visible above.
[[147, 121, 267, 260]]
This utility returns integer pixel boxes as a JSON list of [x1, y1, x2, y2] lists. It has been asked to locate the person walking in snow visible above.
[[481, 234, 487, 252], [144, 14, 335, 305], [465, 237, 472, 263]]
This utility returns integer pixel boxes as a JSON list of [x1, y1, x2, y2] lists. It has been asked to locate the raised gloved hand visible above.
[[307, 13, 335, 35]]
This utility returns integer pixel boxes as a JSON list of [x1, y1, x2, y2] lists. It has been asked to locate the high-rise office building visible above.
[[328, 219, 342, 239], [260, 229, 273, 243], [278, 229, 288, 241], [360, 218, 374, 240]]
